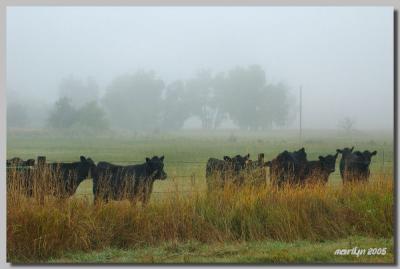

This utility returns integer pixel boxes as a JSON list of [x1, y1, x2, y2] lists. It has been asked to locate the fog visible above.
[[6, 6, 393, 131]]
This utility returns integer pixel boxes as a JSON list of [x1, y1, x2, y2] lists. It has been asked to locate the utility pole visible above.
[[299, 85, 302, 146]]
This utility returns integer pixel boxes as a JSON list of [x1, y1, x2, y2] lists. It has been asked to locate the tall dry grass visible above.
[[7, 166, 393, 263]]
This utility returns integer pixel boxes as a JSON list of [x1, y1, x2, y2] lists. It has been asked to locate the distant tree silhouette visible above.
[[215, 65, 291, 130], [160, 80, 192, 130], [102, 70, 164, 131], [74, 101, 109, 131], [47, 97, 77, 129], [59, 76, 99, 107]]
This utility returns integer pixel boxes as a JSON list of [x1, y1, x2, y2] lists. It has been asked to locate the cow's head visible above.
[[223, 156, 232, 162], [77, 156, 97, 180], [318, 152, 338, 174], [224, 154, 250, 172], [336, 146, 354, 157], [146, 155, 167, 180], [359, 150, 377, 167], [293, 147, 307, 163], [236, 154, 251, 170]]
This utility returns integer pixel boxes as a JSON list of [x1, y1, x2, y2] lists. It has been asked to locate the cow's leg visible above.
[[145, 180, 155, 204], [141, 182, 149, 205]]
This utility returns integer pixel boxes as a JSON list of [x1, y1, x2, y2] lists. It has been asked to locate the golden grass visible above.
[[7, 167, 393, 263]]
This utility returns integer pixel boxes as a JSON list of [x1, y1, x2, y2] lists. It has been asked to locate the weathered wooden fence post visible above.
[[191, 173, 196, 188]]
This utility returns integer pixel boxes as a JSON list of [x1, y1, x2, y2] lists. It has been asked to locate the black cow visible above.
[[266, 148, 308, 187], [7, 157, 38, 197], [93, 155, 167, 204], [337, 146, 354, 180], [303, 153, 338, 185], [6, 157, 35, 167], [337, 147, 377, 182], [8, 156, 95, 198], [206, 154, 250, 190], [44, 156, 96, 197]]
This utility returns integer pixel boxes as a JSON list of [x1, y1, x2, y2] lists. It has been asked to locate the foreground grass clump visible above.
[[7, 176, 393, 263]]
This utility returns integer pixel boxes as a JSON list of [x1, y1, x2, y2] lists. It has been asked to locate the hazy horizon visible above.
[[6, 6, 394, 131]]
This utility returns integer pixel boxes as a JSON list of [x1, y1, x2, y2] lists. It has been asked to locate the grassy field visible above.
[[49, 237, 394, 264], [6, 129, 394, 264], [7, 129, 394, 194]]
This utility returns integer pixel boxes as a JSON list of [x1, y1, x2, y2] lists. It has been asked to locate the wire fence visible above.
[[7, 149, 394, 165], [6, 150, 394, 197]]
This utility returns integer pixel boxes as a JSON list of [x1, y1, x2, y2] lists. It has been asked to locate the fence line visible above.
[[8, 170, 393, 197], [5, 167, 392, 177], [6, 148, 394, 168], [6, 159, 394, 167], [6, 148, 394, 195]]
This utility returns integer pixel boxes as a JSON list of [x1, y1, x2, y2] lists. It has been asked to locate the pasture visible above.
[[6, 129, 394, 263], [7, 129, 393, 194]]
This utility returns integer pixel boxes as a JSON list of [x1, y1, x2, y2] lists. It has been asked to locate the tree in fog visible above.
[[338, 117, 356, 134], [7, 103, 29, 128], [47, 97, 77, 129], [160, 80, 191, 130], [47, 97, 109, 132], [102, 70, 164, 131], [59, 76, 99, 107], [73, 101, 109, 131], [216, 65, 291, 130], [262, 82, 291, 128], [185, 70, 225, 129]]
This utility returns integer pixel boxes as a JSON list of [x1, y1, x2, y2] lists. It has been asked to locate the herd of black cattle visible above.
[[6, 146, 377, 204]]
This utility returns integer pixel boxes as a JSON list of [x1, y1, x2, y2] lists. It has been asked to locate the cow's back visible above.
[[206, 158, 230, 190], [340, 154, 364, 182], [304, 161, 326, 184], [206, 158, 225, 178]]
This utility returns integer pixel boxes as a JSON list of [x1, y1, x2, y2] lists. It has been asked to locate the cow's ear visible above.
[[300, 147, 305, 152], [336, 149, 342, 153], [245, 153, 250, 159], [80, 156, 86, 162], [146, 157, 151, 163], [160, 155, 164, 162], [371, 150, 377, 156], [223, 156, 231, 161], [318, 156, 324, 161], [350, 146, 354, 152]]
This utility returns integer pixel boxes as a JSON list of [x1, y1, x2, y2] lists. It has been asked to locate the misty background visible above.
[[6, 7, 393, 134]]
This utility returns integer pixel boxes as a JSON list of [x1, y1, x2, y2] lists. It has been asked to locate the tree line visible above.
[[8, 65, 295, 133]]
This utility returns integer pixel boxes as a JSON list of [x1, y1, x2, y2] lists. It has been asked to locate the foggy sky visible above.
[[6, 6, 393, 130]]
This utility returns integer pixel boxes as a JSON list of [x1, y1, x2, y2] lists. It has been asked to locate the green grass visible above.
[[48, 236, 394, 264], [7, 129, 394, 195]]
